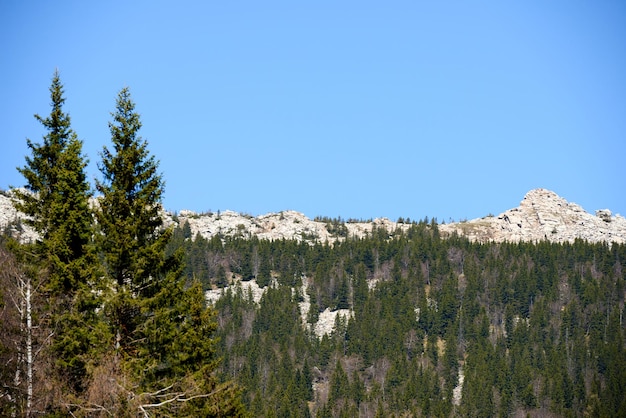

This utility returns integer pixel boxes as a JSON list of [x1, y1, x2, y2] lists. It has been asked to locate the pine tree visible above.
[[96, 87, 246, 416], [12, 71, 104, 412]]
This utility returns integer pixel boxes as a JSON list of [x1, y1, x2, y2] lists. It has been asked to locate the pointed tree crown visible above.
[[13, 71, 93, 291], [96, 87, 166, 289]]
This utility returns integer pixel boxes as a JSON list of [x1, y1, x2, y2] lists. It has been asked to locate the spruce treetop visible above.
[[96, 87, 166, 289], [14, 70, 87, 238]]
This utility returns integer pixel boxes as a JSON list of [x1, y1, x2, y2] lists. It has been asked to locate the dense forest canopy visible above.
[[1, 73, 625, 417], [168, 222, 626, 417]]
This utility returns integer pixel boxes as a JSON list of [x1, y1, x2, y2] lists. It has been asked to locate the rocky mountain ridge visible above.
[[1, 188, 624, 245], [438, 188, 626, 244], [171, 188, 626, 245], [171, 208, 402, 243]]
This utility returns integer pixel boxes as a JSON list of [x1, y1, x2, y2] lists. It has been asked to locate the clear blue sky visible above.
[[2, 1, 625, 222]]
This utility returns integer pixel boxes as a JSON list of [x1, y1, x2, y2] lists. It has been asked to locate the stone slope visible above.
[[439, 188, 626, 244]]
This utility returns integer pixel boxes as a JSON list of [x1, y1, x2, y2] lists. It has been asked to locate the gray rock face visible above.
[[439, 188, 626, 244]]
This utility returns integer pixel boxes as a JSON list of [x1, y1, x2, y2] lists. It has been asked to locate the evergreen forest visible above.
[[169, 219, 626, 417], [1, 73, 625, 417]]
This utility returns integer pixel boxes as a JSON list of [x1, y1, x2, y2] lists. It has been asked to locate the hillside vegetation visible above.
[[2, 72, 624, 417], [169, 221, 626, 417]]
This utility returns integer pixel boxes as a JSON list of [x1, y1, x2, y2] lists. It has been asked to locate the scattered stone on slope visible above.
[[452, 364, 465, 406], [205, 277, 266, 305], [596, 209, 612, 223], [314, 308, 353, 338], [206, 276, 351, 338], [175, 188, 625, 246], [3, 187, 624, 246]]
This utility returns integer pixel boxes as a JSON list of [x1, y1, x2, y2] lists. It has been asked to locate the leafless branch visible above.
[[178, 386, 225, 402], [137, 384, 175, 398], [64, 402, 114, 417], [136, 385, 226, 416]]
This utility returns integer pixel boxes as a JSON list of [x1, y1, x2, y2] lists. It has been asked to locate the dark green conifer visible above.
[[14, 71, 95, 292], [13, 70, 105, 409], [96, 87, 246, 416]]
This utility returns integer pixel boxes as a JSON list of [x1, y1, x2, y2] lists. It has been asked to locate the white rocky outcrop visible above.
[[205, 277, 266, 305], [206, 276, 352, 338], [439, 188, 626, 244], [0, 191, 38, 243], [452, 364, 464, 406], [174, 189, 626, 245], [3, 188, 624, 246], [173, 209, 406, 243], [313, 308, 352, 337]]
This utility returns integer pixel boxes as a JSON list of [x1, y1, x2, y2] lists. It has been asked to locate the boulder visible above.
[[596, 209, 612, 222]]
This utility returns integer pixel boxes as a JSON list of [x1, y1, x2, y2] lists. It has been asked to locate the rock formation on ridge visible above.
[[438, 188, 626, 244], [1, 188, 624, 245]]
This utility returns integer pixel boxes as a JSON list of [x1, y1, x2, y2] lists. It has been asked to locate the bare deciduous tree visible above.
[[0, 244, 55, 417]]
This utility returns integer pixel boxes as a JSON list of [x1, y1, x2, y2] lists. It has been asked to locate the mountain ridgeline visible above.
[[1, 185, 626, 416], [168, 188, 626, 245]]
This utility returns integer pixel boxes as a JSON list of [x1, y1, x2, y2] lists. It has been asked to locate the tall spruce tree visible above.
[[96, 87, 246, 416], [14, 71, 94, 290], [12, 71, 104, 412]]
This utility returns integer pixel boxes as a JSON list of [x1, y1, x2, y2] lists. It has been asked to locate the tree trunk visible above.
[[14, 273, 34, 417], [24, 275, 32, 418]]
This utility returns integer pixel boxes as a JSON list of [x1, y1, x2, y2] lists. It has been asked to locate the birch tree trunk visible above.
[[24, 274, 32, 418], [13, 273, 34, 417]]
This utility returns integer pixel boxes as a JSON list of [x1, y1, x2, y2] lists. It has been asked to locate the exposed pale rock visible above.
[[3, 188, 624, 247], [172, 209, 408, 243], [0, 191, 38, 243], [596, 209, 612, 222], [176, 188, 625, 246], [439, 188, 626, 244], [452, 364, 464, 406], [314, 308, 353, 338], [205, 278, 266, 305], [206, 276, 351, 338]]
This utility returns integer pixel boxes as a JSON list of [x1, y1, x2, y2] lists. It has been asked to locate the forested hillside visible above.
[[2, 72, 625, 417], [168, 221, 626, 417]]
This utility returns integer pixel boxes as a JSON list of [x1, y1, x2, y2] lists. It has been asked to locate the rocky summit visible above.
[[439, 188, 626, 244], [1, 188, 624, 245]]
